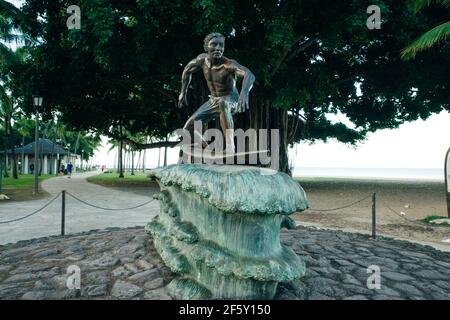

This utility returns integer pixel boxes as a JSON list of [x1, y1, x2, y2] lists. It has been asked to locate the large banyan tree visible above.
[[13, 0, 450, 174]]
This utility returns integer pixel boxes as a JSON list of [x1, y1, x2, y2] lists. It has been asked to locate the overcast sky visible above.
[[293, 111, 450, 168], [9, 0, 22, 7]]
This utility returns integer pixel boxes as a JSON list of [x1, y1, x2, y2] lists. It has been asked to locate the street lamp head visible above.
[[33, 95, 43, 107]]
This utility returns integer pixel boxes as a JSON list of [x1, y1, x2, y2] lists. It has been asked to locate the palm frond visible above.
[[0, 1, 21, 19], [0, 1, 33, 47], [1, 32, 22, 43], [401, 21, 450, 59], [0, 84, 12, 115], [0, 42, 16, 65], [409, 0, 450, 13]]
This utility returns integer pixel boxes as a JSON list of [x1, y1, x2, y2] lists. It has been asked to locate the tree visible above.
[[15, 0, 450, 174], [0, 49, 26, 179], [0, 84, 16, 178], [401, 0, 450, 59], [1, 0, 31, 179], [41, 119, 102, 167], [0, 0, 23, 65]]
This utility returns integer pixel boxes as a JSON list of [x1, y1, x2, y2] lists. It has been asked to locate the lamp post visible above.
[[33, 95, 43, 195], [81, 150, 84, 171], [67, 143, 71, 170], [56, 138, 61, 175]]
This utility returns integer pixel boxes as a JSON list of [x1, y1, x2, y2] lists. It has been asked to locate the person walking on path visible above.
[[67, 163, 73, 178]]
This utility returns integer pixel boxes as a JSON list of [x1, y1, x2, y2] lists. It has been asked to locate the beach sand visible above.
[[293, 177, 450, 250]]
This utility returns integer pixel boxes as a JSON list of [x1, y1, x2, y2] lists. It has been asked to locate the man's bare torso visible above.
[[198, 54, 239, 98]]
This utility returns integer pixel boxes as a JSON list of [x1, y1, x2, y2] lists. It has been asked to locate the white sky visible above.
[[292, 110, 450, 168], [8, 0, 22, 7]]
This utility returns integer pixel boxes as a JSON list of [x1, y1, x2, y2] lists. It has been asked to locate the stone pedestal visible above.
[[145, 164, 309, 300]]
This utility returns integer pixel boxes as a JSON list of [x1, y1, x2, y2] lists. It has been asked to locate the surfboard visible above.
[[181, 147, 269, 160]]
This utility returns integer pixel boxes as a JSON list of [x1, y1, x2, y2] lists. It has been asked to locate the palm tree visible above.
[[401, 0, 450, 59], [47, 121, 102, 172], [0, 1, 29, 179], [0, 0, 24, 66]]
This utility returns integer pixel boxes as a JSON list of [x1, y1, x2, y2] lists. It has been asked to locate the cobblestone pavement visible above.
[[0, 226, 449, 300]]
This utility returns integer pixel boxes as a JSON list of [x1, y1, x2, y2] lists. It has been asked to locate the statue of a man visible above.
[[178, 32, 255, 154]]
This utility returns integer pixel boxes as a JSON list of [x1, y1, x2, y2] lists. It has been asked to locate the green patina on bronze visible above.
[[149, 164, 309, 214], [145, 164, 309, 300]]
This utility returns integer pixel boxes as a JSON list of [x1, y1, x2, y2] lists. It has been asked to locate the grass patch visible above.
[[87, 172, 155, 187], [0, 174, 53, 201], [422, 215, 449, 225]]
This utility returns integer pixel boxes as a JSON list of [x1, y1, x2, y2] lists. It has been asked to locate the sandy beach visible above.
[[293, 177, 450, 250]]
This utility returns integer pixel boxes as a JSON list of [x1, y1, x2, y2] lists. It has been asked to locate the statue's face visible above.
[[207, 37, 225, 59]]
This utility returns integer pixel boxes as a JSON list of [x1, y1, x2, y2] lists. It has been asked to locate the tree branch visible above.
[[153, 87, 178, 107], [270, 34, 319, 79], [333, 75, 357, 87], [288, 110, 300, 143], [122, 137, 180, 150]]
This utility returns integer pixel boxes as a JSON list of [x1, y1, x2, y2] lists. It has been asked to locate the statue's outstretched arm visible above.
[[229, 60, 255, 112], [178, 54, 206, 108]]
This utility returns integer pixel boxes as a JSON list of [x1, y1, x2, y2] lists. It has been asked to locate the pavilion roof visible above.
[[9, 138, 70, 155]]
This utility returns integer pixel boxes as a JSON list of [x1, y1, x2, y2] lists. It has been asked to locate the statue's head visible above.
[[204, 33, 225, 59]]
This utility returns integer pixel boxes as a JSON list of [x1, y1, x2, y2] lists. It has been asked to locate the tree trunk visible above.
[[127, 150, 130, 172], [73, 132, 81, 155], [3, 150, 9, 178], [164, 137, 168, 166], [136, 150, 141, 171], [124, 149, 128, 173], [119, 124, 124, 178], [142, 148, 146, 172], [158, 148, 161, 167], [21, 136, 25, 175], [114, 146, 120, 173], [39, 153, 43, 176], [0, 155, 3, 193], [119, 141, 124, 178], [131, 150, 135, 175], [279, 108, 291, 175], [12, 150, 18, 179]]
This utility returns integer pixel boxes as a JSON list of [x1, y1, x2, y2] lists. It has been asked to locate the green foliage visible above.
[[422, 215, 449, 225], [87, 172, 153, 187], [1, 173, 52, 200], [408, 0, 450, 13], [402, 21, 450, 59], [402, 0, 450, 59], [2, 173, 52, 189]]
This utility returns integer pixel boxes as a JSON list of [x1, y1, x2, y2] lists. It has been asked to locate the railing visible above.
[[0, 191, 156, 236], [306, 192, 443, 239], [0, 191, 445, 239]]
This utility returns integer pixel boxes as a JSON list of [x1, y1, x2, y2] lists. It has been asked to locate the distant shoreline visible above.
[[293, 167, 444, 182], [294, 175, 444, 183]]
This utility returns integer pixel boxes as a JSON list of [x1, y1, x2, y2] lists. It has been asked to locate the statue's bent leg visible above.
[[219, 100, 236, 154], [183, 99, 218, 148]]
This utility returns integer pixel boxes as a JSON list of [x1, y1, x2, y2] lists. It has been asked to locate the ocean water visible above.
[[292, 167, 444, 181]]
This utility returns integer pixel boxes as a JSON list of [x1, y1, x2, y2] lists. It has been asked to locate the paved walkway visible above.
[[0, 226, 449, 300], [0, 172, 160, 245]]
